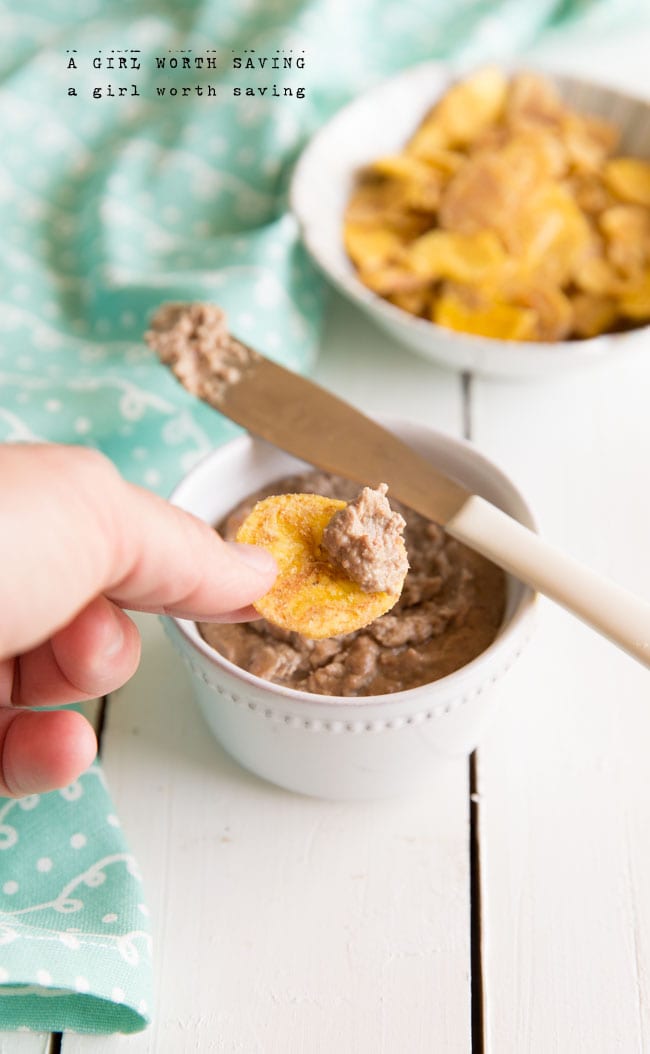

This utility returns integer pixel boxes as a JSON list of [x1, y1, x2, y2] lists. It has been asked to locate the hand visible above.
[[0, 444, 277, 797]]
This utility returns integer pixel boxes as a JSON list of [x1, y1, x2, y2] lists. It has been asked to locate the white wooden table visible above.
[[8, 21, 650, 1054]]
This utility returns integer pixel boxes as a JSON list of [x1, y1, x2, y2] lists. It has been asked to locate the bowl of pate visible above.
[[162, 418, 537, 799]]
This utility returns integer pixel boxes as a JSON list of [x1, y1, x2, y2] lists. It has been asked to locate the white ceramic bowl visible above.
[[162, 419, 537, 799], [290, 62, 650, 379]]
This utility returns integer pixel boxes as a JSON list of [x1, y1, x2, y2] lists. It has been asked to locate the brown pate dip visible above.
[[145, 302, 259, 404], [322, 482, 408, 595], [199, 472, 507, 696]]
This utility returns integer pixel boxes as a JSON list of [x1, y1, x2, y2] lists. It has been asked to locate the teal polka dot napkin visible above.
[[0, 0, 636, 1036], [0, 763, 151, 1033]]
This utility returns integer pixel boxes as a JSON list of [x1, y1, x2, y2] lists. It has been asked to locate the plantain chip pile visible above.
[[343, 69, 650, 342]]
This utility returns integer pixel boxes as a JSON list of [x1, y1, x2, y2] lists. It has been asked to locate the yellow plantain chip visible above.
[[505, 71, 564, 128], [404, 144, 465, 175], [406, 229, 507, 283], [344, 181, 411, 227], [388, 288, 432, 316], [568, 172, 615, 215], [361, 158, 443, 213], [571, 293, 619, 338], [512, 184, 592, 284], [357, 263, 430, 297], [574, 252, 623, 296], [403, 114, 446, 160], [433, 292, 537, 341], [509, 282, 574, 342], [236, 493, 403, 639], [368, 154, 438, 183], [343, 223, 405, 272], [603, 158, 650, 207], [618, 269, 650, 320], [343, 69, 650, 339], [423, 66, 508, 149], [599, 204, 650, 279], [438, 133, 554, 240], [559, 111, 619, 173]]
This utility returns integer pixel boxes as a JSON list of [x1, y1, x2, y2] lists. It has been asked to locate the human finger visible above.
[[0, 708, 97, 797], [0, 444, 277, 658], [201, 603, 266, 624], [7, 597, 141, 708]]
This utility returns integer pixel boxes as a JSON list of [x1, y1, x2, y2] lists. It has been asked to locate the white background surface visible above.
[[8, 17, 650, 1053]]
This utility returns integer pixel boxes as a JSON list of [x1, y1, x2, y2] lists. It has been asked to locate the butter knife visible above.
[[151, 319, 650, 668]]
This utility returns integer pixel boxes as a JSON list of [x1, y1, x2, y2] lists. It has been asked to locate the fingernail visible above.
[[226, 541, 277, 575]]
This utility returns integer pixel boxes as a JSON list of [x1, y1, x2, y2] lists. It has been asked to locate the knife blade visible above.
[[148, 309, 650, 668], [221, 355, 470, 526]]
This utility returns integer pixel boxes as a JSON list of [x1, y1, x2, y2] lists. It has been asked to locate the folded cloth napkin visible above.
[[0, 762, 151, 1034], [0, 0, 637, 1037]]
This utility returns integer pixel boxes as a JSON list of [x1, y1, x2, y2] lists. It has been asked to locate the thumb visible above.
[[195, 541, 278, 623], [211, 540, 278, 614], [142, 532, 278, 621]]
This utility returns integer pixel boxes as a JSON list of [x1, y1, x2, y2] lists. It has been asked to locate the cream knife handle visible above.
[[446, 495, 650, 668]]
